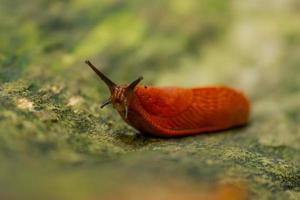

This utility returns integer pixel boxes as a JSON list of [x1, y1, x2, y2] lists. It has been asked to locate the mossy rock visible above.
[[0, 0, 299, 199]]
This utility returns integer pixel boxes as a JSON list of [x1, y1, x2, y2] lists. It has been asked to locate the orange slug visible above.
[[85, 60, 250, 137]]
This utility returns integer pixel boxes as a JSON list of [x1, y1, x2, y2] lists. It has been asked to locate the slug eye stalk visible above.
[[85, 60, 116, 94], [126, 76, 143, 92]]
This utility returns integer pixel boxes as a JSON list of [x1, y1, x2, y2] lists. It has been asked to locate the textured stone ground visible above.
[[0, 0, 299, 199]]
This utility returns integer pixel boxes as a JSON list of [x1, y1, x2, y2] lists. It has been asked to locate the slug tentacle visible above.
[[100, 98, 112, 109], [126, 76, 143, 93], [85, 60, 116, 93]]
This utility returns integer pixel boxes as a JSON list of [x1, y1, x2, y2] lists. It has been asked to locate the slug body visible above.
[[85, 61, 250, 137]]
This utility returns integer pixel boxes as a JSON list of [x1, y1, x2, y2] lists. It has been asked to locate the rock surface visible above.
[[0, 0, 299, 199]]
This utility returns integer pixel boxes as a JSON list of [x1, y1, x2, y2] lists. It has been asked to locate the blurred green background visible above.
[[0, 0, 300, 199]]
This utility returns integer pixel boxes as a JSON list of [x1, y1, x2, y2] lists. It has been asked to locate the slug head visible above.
[[85, 60, 143, 119]]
